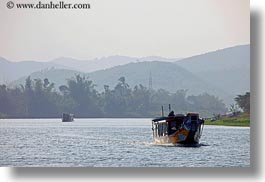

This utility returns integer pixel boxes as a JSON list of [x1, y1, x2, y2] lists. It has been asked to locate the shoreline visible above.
[[204, 123, 250, 127], [204, 113, 250, 127], [1, 115, 250, 127]]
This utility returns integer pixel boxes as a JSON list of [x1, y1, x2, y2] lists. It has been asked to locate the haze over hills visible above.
[[0, 57, 67, 84], [88, 61, 207, 92], [4, 44, 250, 105], [12, 64, 231, 105], [12, 61, 232, 104], [88, 61, 233, 103], [175, 44, 250, 96], [9, 68, 82, 88], [51, 56, 180, 73], [0, 56, 180, 83]]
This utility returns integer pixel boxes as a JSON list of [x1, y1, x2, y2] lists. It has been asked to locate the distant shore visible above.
[[204, 113, 250, 127], [1, 114, 250, 127]]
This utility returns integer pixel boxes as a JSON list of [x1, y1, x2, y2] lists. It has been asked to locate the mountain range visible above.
[[175, 44, 250, 96], [0, 57, 67, 83], [0, 56, 179, 83], [1, 44, 250, 105], [52, 56, 179, 73]]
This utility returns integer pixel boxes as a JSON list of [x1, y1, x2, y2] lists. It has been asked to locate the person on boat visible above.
[[168, 111, 175, 117]]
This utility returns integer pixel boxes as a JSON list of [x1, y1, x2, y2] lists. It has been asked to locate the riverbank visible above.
[[204, 113, 250, 127]]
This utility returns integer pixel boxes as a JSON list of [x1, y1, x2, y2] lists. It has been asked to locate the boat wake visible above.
[[174, 143, 209, 147], [126, 141, 210, 148], [151, 143, 210, 148]]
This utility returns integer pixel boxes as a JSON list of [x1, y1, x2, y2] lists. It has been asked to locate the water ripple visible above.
[[0, 119, 250, 167]]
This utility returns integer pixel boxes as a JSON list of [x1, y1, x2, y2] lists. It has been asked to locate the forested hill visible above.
[[51, 56, 180, 73], [1, 45, 250, 118], [9, 44, 250, 105], [0, 57, 67, 83], [0, 56, 180, 84], [12, 61, 232, 104], [88, 61, 231, 103], [175, 44, 250, 96], [11, 68, 82, 88]]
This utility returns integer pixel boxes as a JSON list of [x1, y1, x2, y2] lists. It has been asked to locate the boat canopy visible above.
[[152, 114, 185, 122], [152, 117, 167, 122]]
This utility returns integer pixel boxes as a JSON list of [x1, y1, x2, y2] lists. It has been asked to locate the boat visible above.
[[62, 113, 74, 122], [152, 111, 204, 145]]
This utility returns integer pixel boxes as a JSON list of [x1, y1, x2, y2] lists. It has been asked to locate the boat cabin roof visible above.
[[152, 115, 184, 122], [152, 113, 199, 122]]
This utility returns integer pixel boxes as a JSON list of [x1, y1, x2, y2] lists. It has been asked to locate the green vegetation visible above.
[[234, 92, 250, 113], [205, 113, 250, 127], [0, 75, 227, 118], [205, 92, 250, 127]]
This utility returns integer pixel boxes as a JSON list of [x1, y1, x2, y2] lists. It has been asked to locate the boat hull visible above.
[[154, 128, 202, 145]]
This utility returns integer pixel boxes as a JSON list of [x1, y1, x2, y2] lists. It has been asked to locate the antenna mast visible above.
[[149, 72, 153, 91]]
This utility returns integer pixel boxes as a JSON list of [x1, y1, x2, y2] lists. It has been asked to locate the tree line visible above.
[[234, 92, 250, 113], [0, 75, 229, 118]]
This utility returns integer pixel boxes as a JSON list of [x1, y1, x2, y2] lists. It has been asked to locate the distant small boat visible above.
[[62, 113, 74, 122], [152, 112, 204, 145]]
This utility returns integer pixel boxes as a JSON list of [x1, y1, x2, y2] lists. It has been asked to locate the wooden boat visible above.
[[152, 112, 204, 145], [62, 113, 74, 122]]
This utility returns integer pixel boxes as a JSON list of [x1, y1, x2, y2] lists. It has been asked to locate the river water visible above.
[[0, 118, 250, 167]]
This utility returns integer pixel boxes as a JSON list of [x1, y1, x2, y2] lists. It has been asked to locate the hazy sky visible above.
[[0, 0, 249, 62]]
